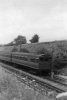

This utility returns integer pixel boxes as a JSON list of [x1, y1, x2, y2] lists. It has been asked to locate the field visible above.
[[0, 40, 67, 53], [0, 66, 56, 100]]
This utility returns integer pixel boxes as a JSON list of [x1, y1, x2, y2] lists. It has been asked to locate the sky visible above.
[[0, 0, 67, 44]]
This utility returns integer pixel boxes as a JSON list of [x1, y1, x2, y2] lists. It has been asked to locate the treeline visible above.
[[5, 34, 39, 46]]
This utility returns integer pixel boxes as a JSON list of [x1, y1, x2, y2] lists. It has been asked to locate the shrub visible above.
[[37, 48, 50, 55], [11, 47, 18, 52], [20, 48, 29, 53]]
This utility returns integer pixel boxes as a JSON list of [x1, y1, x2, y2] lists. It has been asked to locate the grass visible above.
[[0, 66, 55, 100], [0, 40, 67, 53]]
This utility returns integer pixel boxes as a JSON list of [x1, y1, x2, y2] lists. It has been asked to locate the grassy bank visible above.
[[0, 66, 55, 100]]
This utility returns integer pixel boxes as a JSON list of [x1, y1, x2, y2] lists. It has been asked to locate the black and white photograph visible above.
[[0, 0, 67, 100]]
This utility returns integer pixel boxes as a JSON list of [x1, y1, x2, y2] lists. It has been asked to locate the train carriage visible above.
[[0, 51, 52, 73], [11, 52, 39, 69], [0, 51, 11, 62]]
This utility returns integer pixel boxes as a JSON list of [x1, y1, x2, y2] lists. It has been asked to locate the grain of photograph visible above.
[[0, 0, 67, 100]]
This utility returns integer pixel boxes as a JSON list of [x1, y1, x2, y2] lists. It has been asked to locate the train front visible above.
[[39, 54, 52, 75]]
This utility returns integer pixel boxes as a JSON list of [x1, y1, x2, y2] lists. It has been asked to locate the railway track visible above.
[[53, 75, 67, 85], [0, 62, 66, 96], [45, 76, 67, 86]]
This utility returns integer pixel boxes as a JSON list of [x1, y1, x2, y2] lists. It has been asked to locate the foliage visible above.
[[37, 48, 52, 64], [5, 35, 27, 46], [37, 48, 49, 54], [11, 47, 18, 52], [36, 47, 67, 70], [58, 67, 67, 75], [5, 42, 14, 46], [14, 35, 27, 45], [30, 34, 39, 43], [52, 49, 67, 70], [20, 48, 29, 53], [37, 48, 52, 58]]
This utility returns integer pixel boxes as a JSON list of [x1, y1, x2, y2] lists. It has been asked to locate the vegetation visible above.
[[30, 34, 39, 43], [37, 48, 50, 54], [5, 35, 27, 46], [20, 48, 29, 53], [58, 67, 67, 75], [11, 47, 18, 52], [14, 35, 27, 45], [35, 41, 67, 71], [0, 66, 55, 100]]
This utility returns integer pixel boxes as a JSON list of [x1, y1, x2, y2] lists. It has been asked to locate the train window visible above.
[[12, 55, 28, 61], [30, 57, 39, 63]]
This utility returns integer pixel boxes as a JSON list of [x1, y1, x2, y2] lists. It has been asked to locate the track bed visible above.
[[0, 62, 66, 93]]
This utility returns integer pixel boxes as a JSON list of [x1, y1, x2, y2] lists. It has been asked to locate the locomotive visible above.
[[0, 51, 52, 74]]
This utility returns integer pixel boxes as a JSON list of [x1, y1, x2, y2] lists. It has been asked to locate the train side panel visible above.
[[0, 51, 51, 72], [39, 54, 51, 70], [11, 58, 39, 69], [39, 61, 51, 70], [0, 52, 11, 62]]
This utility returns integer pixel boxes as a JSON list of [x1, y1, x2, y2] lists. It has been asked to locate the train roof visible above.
[[0, 51, 51, 58], [11, 52, 45, 57]]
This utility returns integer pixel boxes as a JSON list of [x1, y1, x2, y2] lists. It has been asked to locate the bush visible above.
[[20, 48, 29, 53], [12, 47, 18, 52], [37, 48, 52, 62], [52, 50, 67, 70], [37, 48, 50, 54]]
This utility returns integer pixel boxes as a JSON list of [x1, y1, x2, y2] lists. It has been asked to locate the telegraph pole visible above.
[[51, 50, 54, 79]]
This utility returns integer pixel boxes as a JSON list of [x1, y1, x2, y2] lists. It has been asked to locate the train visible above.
[[0, 51, 52, 74]]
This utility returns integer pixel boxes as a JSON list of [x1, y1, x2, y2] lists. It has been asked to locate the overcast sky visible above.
[[0, 0, 67, 44]]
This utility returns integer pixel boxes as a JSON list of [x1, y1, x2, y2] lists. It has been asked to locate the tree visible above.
[[14, 35, 27, 45], [30, 34, 39, 43], [5, 35, 27, 46]]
